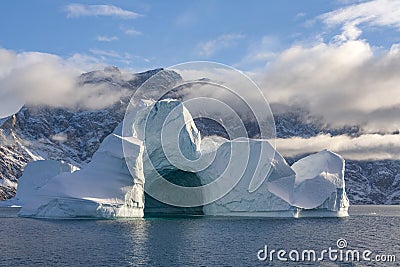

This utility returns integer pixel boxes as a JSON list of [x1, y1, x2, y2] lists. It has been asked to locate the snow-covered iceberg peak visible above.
[[132, 99, 206, 210]]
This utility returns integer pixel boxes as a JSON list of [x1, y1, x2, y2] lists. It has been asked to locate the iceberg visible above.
[[10, 99, 349, 218]]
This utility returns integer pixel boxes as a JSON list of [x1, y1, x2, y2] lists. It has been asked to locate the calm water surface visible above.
[[0, 205, 399, 266]]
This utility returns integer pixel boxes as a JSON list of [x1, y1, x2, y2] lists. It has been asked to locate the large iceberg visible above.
[[10, 99, 349, 218]]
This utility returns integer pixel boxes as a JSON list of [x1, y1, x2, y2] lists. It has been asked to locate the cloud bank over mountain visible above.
[[276, 134, 400, 160], [0, 48, 132, 117], [256, 39, 400, 133]]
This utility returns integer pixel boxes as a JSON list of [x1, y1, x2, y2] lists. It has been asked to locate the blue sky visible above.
[[1, 0, 398, 71]]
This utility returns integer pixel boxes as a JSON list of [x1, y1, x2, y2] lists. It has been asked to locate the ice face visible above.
[[12, 99, 349, 218], [132, 100, 206, 213]]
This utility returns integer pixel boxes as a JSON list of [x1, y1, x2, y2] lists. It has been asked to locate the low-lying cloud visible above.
[[276, 134, 400, 161], [0, 48, 131, 118]]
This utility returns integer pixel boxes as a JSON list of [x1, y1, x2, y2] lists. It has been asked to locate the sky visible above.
[[0, 0, 327, 70], [0, 0, 400, 159], [1, 0, 398, 71]]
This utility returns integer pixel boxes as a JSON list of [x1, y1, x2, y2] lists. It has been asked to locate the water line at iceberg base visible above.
[[8, 62, 349, 219]]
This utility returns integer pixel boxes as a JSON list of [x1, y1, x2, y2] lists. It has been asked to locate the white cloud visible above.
[[89, 49, 121, 58], [294, 12, 306, 20], [239, 36, 279, 66], [64, 4, 142, 19], [66, 53, 105, 72], [336, 0, 369, 4], [255, 39, 400, 133], [120, 26, 142, 36], [0, 48, 132, 118], [276, 134, 400, 160], [244, 1, 400, 134], [96, 35, 119, 42], [319, 0, 400, 41], [197, 34, 244, 57]]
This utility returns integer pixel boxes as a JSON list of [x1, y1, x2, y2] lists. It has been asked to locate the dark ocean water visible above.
[[0, 206, 399, 266]]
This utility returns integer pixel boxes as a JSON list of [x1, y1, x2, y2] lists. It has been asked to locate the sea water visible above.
[[0, 205, 398, 266]]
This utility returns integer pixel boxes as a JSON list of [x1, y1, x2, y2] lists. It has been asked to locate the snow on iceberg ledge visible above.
[[11, 99, 349, 218]]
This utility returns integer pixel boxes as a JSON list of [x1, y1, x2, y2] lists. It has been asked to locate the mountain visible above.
[[0, 67, 399, 204]]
